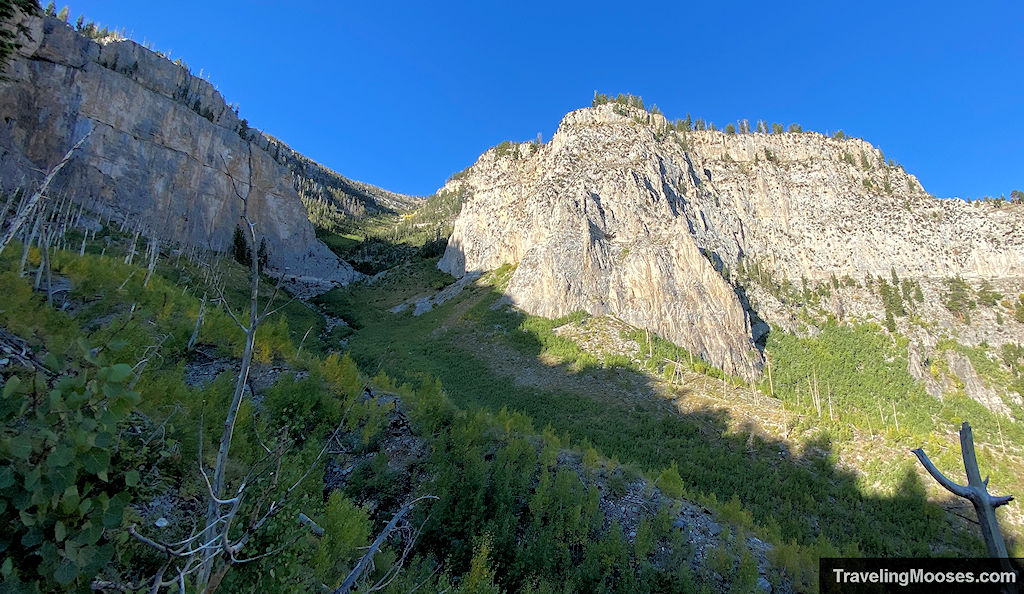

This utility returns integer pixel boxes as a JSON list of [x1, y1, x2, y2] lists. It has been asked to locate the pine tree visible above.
[[231, 226, 251, 266], [1, 0, 41, 73], [56, 4, 67, 21], [725, 123, 736, 135], [257, 238, 268, 270], [44, 1, 54, 16]]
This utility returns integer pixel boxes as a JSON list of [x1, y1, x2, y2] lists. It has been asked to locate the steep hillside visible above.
[[439, 102, 1024, 380], [260, 132, 421, 223], [0, 15, 367, 290]]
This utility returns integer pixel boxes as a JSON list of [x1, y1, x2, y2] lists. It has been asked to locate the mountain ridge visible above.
[[0, 14, 417, 292], [438, 102, 1024, 379]]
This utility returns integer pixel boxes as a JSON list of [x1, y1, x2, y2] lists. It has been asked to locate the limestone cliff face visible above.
[[439, 104, 1024, 379], [0, 16, 357, 289]]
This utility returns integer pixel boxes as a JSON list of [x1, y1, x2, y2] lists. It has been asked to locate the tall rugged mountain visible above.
[[439, 104, 1024, 380], [0, 16, 404, 289]]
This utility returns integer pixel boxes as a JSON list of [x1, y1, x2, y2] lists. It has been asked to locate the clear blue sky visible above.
[[67, 0, 1022, 199]]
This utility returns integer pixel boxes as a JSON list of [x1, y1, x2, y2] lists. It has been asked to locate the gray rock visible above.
[[0, 16, 358, 290], [945, 350, 1011, 415], [438, 103, 1024, 378]]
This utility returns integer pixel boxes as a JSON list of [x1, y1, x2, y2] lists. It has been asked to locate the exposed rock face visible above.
[[0, 16, 357, 289], [944, 351, 1012, 416], [439, 104, 1024, 379]]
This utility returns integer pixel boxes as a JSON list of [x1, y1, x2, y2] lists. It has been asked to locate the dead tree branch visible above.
[[0, 130, 91, 255], [912, 421, 1014, 566], [333, 495, 439, 594]]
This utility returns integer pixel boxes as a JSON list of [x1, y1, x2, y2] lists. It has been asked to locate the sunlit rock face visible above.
[[439, 104, 1024, 380], [0, 16, 358, 289]]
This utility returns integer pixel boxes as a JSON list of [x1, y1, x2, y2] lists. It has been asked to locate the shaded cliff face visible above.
[[439, 104, 1024, 379], [0, 16, 357, 289]]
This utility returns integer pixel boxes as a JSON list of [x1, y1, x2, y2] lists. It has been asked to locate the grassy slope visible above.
[[316, 254, 1022, 564], [5, 231, 744, 593]]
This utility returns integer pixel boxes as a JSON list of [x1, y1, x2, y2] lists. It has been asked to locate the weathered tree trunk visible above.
[[41, 227, 53, 306], [143, 238, 159, 287], [17, 208, 42, 276], [125, 228, 140, 265], [912, 422, 1014, 566], [0, 131, 91, 256], [333, 496, 438, 594], [188, 293, 207, 351]]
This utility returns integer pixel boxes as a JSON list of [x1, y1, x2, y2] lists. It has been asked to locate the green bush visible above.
[[657, 461, 685, 498], [0, 353, 139, 589]]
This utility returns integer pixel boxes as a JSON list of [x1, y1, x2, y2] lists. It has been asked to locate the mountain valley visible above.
[[1, 8, 1023, 593]]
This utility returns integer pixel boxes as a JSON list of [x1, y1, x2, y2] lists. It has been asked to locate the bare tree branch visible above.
[[0, 130, 92, 255], [913, 421, 1015, 567], [334, 496, 439, 594]]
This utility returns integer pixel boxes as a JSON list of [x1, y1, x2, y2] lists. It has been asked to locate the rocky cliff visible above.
[[439, 103, 1024, 379], [0, 16, 358, 290]]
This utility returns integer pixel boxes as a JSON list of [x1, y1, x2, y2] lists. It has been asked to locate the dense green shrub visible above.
[[1, 353, 139, 589]]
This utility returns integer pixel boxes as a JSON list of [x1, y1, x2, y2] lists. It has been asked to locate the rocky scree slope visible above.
[[0, 15, 360, 289], [439, 103, 1024, 380]]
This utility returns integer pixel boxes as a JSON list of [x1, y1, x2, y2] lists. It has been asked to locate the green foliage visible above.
[[314, 492, 370, 584], [0, 228, 392, 589], [657, 461, 685, 498], [493, 140, 517, 159], [390, 187, 471, 247], [0, 352, 139, 590], [878, 273, 906, 329], [257, 237, 269, 270], [942, 276, 976, 321], [458, 535, 501, 594], [976, 280, 1001, 307], [1, 0, 40, 74], [764, 147, 778, 163], [231, 225, 251, 267]]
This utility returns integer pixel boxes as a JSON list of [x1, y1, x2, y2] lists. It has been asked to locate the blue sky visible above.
[[67, 0, 1022, 199]]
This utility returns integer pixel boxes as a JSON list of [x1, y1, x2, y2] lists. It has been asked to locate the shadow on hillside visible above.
[[315, 236, 1007, 561]]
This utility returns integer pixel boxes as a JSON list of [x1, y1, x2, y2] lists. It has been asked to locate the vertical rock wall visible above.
[[0, 16, 357, 289]]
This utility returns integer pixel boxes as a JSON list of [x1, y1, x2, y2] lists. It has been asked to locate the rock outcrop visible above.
[[0, 16, 358, 289], [439, 103, 1024, 379]]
